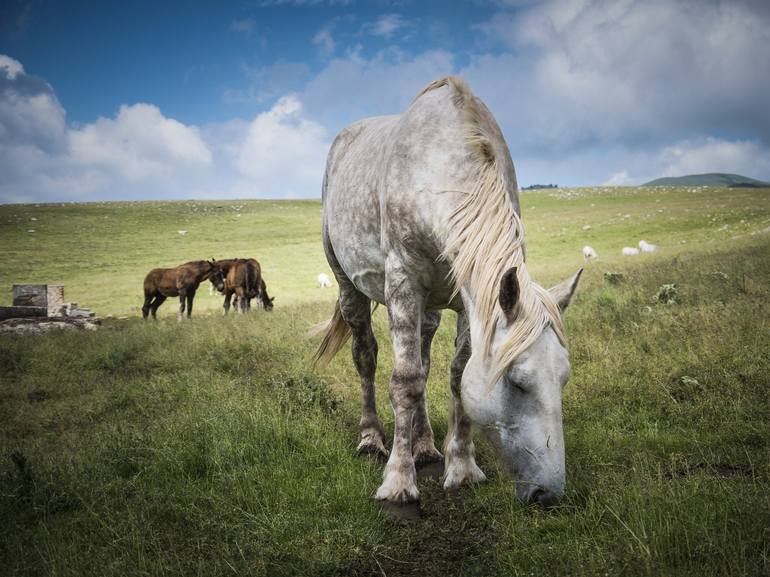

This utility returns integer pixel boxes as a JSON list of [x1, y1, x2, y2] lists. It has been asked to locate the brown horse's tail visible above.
[[310, 300, 351, 369], [247, 264, 259, 299]]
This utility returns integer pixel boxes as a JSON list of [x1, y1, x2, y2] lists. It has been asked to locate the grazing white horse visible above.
[[583, 245, 598, 261], [314, 77, 582, 506], [639, 240, 657, 252], [622, 247, 640, 256], [317, 273, 332, 288]]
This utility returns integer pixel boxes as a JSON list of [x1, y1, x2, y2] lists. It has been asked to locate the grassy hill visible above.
[[643, 172, 770, 188], [1, 187, 770, 576], [1, 185, 769, 316]]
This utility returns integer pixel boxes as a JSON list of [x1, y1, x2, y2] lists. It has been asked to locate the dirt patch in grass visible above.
[[376, 476, 498, 577]]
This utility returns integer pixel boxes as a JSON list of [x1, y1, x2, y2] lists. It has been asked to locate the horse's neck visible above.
[[458, 287, 488, 352]]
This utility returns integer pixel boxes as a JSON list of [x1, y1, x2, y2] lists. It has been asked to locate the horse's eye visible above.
[[504, 374, 526, 393]]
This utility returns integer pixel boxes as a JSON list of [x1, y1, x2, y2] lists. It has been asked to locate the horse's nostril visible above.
[[532, 488, 560, 508]]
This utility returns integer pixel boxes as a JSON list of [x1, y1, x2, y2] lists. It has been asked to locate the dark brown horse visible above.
[[219, 258, 275, 314], [142, 260, 225, 320]]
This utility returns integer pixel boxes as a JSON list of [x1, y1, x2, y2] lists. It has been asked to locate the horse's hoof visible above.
[[443, 458, 486, 490], [357, 437, 389, 461], [375, 470, 419, 503], [413, 445, 443, 466]]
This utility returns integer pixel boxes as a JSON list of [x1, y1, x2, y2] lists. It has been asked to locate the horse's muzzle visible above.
[[516, 484, 563, 508]]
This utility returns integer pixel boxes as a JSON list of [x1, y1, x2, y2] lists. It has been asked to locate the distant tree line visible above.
[[521, 184, 559, 190]]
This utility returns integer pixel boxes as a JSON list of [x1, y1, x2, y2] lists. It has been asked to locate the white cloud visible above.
[[301, 48, 455, 124], [0, 53, 332, 202], [312, 27, 336, 59], [234, 95, 328, 196], [69, 103, 212, 181], [457, 0, 770, 185], [223, 60, 310, 105], [0, 54, 24, 79], [471, 0, 770, 148], [602, 170, 632, 186], [0, 55, 216, 202], [0, 55, 66, 148], [659, 137, 770, 179], [363, 14, 410, 39]]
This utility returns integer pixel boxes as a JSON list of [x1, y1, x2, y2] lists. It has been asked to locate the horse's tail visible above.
[[310, 300, 351, 369], [246, 264, 259, 299]]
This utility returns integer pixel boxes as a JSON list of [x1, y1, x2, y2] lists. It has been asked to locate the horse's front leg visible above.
[[376, 266, 423, 503], [186, 291, 195, 319], [178, 293, 186, 321], [412, 310, 443, 465], [223, 291, 232, 316], [443, 310, 486, 489]]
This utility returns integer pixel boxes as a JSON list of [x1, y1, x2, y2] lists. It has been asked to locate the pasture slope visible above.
[[1, 186, 769, 577]]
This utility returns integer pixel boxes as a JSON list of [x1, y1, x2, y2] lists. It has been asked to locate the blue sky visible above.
[[1, 0, 769, 202]]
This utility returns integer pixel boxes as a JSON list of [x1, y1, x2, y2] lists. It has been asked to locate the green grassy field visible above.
[[1, 186, 769, 576]]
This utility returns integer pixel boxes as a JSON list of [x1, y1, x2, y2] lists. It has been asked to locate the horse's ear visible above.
[[499, 267, 519, 319], [549, 268, 583, 312]]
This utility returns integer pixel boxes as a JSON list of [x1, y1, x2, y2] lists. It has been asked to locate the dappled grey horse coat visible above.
[[315, 77, 581, 505]]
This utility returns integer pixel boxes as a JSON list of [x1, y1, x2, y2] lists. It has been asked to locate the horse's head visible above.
[[263, 296, 275, 311], [461, 268, 582, 507], [207, 259, 226, 293]]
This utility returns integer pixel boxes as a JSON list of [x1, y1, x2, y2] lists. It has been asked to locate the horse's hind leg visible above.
[[142, 293, 153, 320], [443, 310, 486, 490], [323, 228, 386, 459], [412, 310, 443, 466], [338, 282, 388, 459], [235, 289, 247, 314], [150, 295, 166, 319]]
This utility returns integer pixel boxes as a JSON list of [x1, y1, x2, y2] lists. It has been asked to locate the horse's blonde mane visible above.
[[416, 76, 566, 384]]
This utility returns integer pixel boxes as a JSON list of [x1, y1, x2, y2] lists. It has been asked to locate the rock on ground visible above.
[[0, 317, 100, 335]]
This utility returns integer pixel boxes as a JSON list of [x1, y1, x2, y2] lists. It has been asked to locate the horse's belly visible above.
[[158, 277, 179, 297]]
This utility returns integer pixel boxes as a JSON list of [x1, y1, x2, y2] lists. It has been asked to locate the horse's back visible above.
[[225, 259, 259, 296], [323, 78, 505, 305]]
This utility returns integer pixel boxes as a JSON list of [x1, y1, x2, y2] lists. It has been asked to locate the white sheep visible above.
[[317, 273, 332, 288], [582, 246, 598, 261], [639, 240, 657, 253], [622, 247, 640, 256]]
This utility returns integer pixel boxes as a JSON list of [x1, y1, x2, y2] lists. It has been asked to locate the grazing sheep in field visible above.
[[622, 247, 640, 256], [317, 273, 332, 288], [582, 246, 598, 261], [178, 230, 188, 236], [639, 240, 657, 253]]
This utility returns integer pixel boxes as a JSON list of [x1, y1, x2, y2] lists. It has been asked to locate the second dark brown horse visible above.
[[219, 258, 274, 314]]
